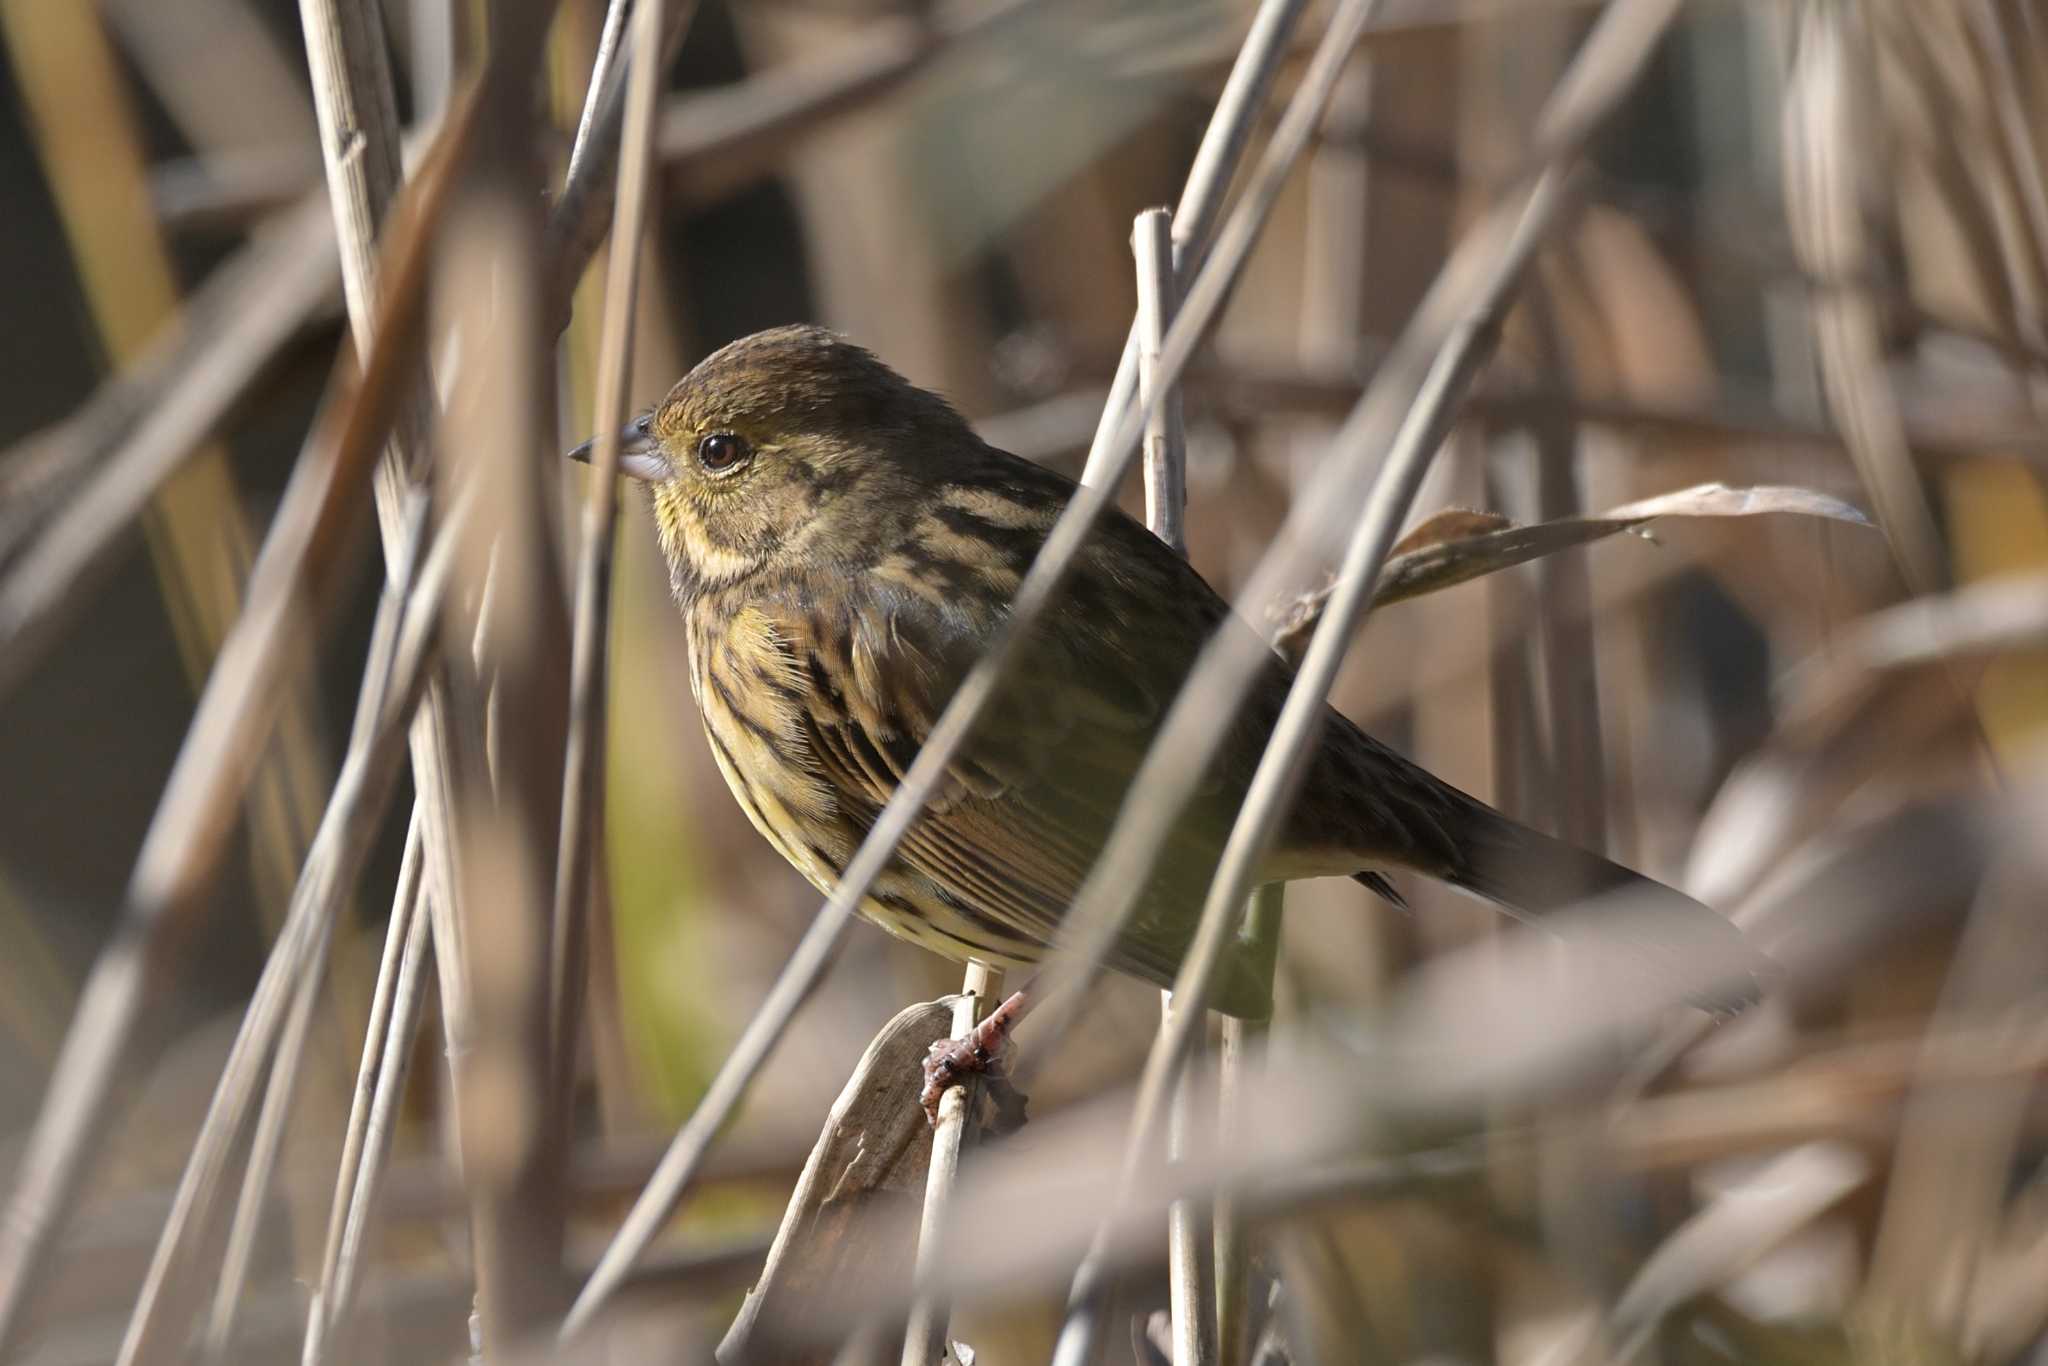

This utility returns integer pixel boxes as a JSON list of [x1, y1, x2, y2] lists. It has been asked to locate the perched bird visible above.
[[572, 325, 1755, 1028]]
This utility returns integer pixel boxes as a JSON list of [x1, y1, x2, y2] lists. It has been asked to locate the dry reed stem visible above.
[[1864, 850, 2048, 1338], [296, 807, 426, 1363], [560, 0, 1325, 1333], [900, 962, 1003, 1366], [1607, 1141, 1872, 1359], [0, 86, 482, 1358], [430, 13, 580, 1345], [1210, 886, 1281, 1366], [317, 829, 434, 1357], [550, 0, 671, 1186], [1131, 204, 1217, 1366], [540, 0, 699, 332], [995, 355, 2048, 472], [566, 0, 632, 182], [201, 898, 336, 1360], [297, 0, 472, 1011]]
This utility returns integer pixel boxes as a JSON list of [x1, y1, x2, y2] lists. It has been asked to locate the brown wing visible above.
[[784, 510, 1269, 998]]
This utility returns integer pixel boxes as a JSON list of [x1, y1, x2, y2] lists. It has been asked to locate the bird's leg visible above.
[[921, 986, 1032, 1131]]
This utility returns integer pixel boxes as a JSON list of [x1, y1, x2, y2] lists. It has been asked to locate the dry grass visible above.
[[1, 1, 2046, 1364]]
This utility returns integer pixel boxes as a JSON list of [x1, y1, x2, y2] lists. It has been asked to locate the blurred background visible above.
[[2, 0, 2047, 1362]]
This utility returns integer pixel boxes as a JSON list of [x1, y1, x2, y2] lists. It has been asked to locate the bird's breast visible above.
[[684, 599, 847, 884]]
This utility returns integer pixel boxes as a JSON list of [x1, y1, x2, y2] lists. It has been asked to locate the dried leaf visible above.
[[1389, 507, 1511, 557], [1270, 483, 1871, 660]]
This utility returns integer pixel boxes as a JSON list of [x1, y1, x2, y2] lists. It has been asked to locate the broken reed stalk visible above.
[[560, 0, 1324, 1331], [900, 961, 1004, 1366], [551, 0, 669, 1180]]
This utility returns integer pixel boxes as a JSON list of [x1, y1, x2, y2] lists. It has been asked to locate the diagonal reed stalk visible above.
[[290, 807, 425, 1364]]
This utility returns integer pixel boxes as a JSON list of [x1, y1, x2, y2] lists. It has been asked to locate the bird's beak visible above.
[[567, 410, 666, 481]]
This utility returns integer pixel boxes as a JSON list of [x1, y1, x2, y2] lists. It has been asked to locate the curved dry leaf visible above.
[[1389, 507, 1512, 557], [1269, 483, 1871, 658]]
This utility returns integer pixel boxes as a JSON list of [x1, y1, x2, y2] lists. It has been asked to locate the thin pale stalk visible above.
[[552, 0, 670, 1164], [1136, 205, 1214, 1366], [203, 886, 350, 1361], [295, 809, 426, 1364], [316, 856, 436, 1357], [1134, 208, 1188, 558], [1163, 997, 1216, 1366], [541, 0, 699, 327], [296, 0, 467, 949], [567, 0, 631, 180], [0, 94, 480, 1357], [563, 0, 1366, 1334], [1079, 0, 1310, 488], [1210, 891, 1282, 1366], [296, 5, 478, 1251], [900, 962, 1003, 1366]]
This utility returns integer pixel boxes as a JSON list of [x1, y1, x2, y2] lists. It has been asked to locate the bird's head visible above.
[[569, 325, 981, 601]]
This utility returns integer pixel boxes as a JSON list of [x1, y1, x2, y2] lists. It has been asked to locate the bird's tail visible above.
[[1440, 804, 1766, 1014]]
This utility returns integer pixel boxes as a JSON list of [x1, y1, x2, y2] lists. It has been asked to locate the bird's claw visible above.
[[919, 995, 1029, 1133]]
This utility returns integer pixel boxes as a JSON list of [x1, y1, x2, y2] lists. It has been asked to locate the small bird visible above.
[[573, 325, 1754, 1034]]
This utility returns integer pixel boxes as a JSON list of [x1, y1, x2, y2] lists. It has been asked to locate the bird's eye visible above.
[[696, 431, 749, 474]]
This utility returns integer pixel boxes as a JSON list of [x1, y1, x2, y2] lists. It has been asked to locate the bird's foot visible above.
[[920, 988, 1031, 1133]]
